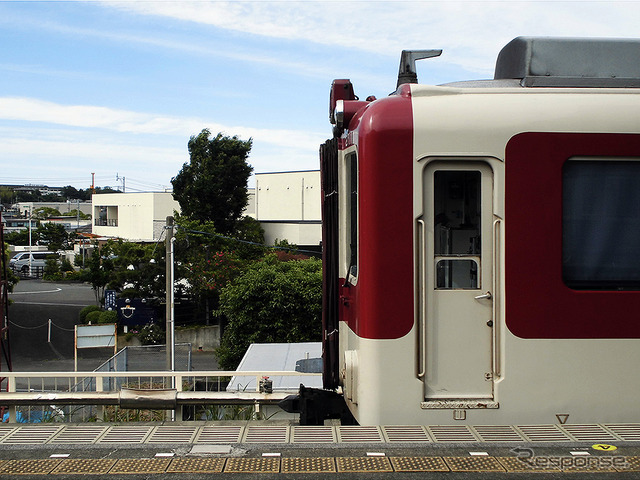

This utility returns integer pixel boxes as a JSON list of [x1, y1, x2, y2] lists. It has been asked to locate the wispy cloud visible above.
[[0, 97, 324, 149], [102, 1, 640, 75]]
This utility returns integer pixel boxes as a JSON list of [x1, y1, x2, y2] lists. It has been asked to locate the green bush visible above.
[[98, 310, 118, 324], [60, 258, 74, 272], [85, 310, 102, 325], [79, 305, 101, 323], [216, 255, 322, 370], [43, 258, 60, 278]]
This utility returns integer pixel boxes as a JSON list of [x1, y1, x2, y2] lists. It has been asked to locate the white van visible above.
[[9, 251, 57, 273]]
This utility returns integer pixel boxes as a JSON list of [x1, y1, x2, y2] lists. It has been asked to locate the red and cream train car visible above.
[[319, 37, 640, 425]]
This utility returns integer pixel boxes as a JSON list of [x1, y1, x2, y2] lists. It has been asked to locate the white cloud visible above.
[[0, 97, 324, 149], [101, 1, 640, 75]]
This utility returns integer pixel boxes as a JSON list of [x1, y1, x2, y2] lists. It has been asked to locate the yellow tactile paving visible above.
[[336, 456, 393, 473], [617, 456, 640, 472], [109, 458, 171, 474], [166, 457, 225, 473], [444, 456, 506, 472], [51, 458, 117, 475], [224, 457, 280, 473], [281, 457, 336, 473], [390, 456, 449, 472], [497, 456, 561, 473], [0, 458, 61, 475]]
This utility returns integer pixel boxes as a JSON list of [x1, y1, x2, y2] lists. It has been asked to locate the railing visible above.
[[0, 370, 319, 423], [94, 219, 118, 227]]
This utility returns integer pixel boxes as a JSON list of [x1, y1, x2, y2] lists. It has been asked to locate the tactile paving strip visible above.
[[444, 456, 506, 472], [281, 457, 336, 473], [0, 426, 17, 441], [291, 426, 336, 443], [50, 425, 108, 444], [0, 458, 61, 475], [109, 458, 171, 474], [51, 458, 117, 474], [336, 457, 393, 473], [497, 456, 561, 472], [147, 425, 198, 444], [243, 425, 289, 443], [617, 456, 640, 472], [2, 425, 63, 445], [390, 456, 449, 472], [428, 425, 479, 442], [383, 425, 431, 443], [98, 425, 153, 444], [472, 425, 526, 442], [337, 426, 384, 443], [195, 425, 243, 443], [605, 424, 640, 441], [517, 424, 573, 442], [224, 457, 280, 473], [560, 424, 619, 443], [166, 457, 225, 473]]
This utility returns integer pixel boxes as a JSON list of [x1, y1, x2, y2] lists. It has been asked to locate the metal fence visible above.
[[0, 370, 318, 423]]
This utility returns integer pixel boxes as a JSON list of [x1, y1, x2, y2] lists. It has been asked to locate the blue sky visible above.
[[1, 1, 639, 192]]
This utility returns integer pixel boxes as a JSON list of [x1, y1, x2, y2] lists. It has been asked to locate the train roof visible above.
[[493, 37, 640, 88]]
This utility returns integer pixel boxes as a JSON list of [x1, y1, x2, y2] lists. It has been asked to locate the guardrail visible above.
[[0, 370, 319, 423]]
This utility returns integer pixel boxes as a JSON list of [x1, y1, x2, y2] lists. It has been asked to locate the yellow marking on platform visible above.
[[592, 444, 617, 451], [336, 457, 393, 473], [497, 456, 561, 473], [224, 457, 280, 473], [445, 456, 506, 472], [51, 459, 117, 475], [109, 458, 171, 474], [166, 457, 225, 473], [281, 457, 336, 473], [0, 459, 61, 475], [390, 456, 449, 472]]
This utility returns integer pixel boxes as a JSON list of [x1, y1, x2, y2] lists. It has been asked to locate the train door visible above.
[[421, 161, 494, 401]]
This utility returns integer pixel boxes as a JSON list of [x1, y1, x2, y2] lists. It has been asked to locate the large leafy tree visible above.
[[215, 255, 323, 370], [171, 129, 253, 235]]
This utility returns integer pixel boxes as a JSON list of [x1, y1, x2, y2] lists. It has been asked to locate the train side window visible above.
[[434, 170, 481, 289], [346, 153, 358, 281], [563, 160, 640, 290]]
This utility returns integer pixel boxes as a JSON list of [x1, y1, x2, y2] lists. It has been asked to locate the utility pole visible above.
[[165, 216, 175, 380]]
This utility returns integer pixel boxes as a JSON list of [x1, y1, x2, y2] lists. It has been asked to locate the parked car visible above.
[[9, 251, 57, 273]]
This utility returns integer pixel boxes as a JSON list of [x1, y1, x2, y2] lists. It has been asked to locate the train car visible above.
[[319, 37, 640, 426]]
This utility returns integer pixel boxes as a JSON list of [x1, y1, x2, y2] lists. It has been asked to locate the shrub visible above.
[[60, 259, 74, 272], [98, 310, 118, 324], [79, 305, 101, 323], [85, 310, 102, 324]]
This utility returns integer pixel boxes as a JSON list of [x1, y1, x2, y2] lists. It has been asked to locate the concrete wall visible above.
[[255, 171, 320, 221], [92, 192, 180, 241]]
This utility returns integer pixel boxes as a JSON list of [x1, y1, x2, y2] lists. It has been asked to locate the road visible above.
[[7, 278, 106, 371]]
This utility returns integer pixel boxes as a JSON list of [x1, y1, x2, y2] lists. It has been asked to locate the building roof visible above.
[[227, 342, 322, 392]]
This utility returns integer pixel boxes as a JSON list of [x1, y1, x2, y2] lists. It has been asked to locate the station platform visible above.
[[0, 422, 638, 477]]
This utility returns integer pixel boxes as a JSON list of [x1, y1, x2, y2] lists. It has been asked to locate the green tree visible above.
[[37, 223, 68, 251], [84, 243, 115, 305], [171, 129, 253, 235], [215, 255, 322, 370]]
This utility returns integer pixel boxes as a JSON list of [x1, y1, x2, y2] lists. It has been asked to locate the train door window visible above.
[[563, 160, 640, 289], [434, 171, 481, 289], [346, 153, 358, 281]]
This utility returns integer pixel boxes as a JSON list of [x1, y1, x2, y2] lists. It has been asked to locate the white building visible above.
[[92, 192, 180, 242], [254, 170, 321, 250]]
